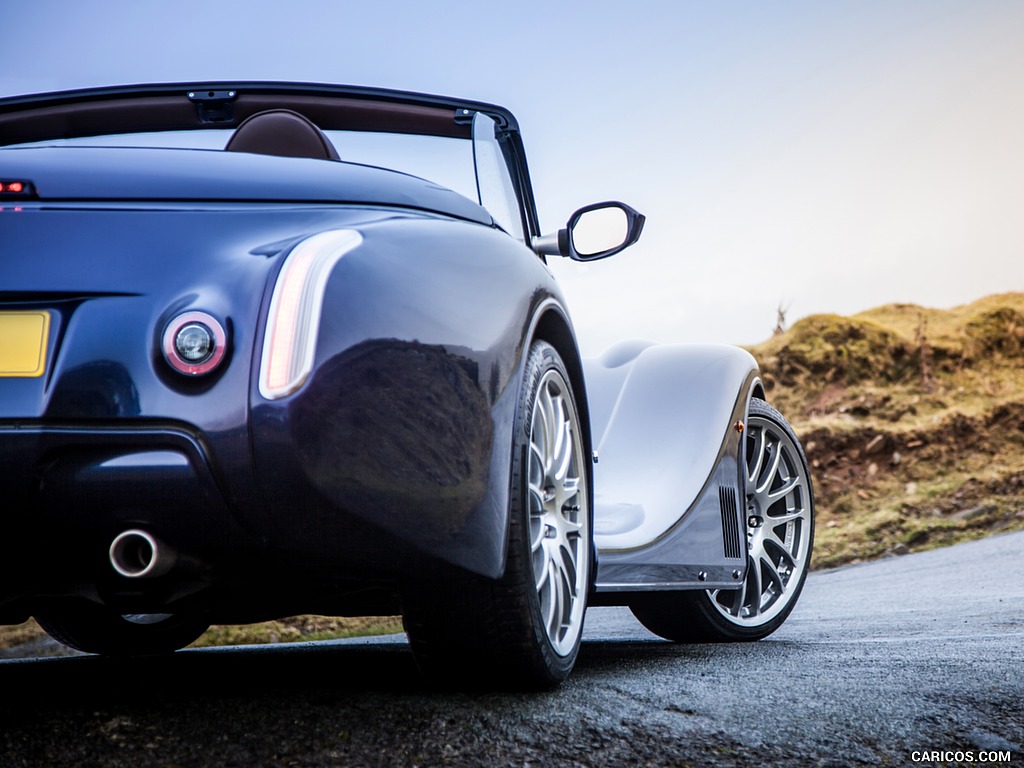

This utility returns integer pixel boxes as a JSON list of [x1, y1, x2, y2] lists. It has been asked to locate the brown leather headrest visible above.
[[224, 109, 340, 161]]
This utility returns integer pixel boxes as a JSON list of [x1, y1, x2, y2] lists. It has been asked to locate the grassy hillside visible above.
[[750, 292, 1024, 569]]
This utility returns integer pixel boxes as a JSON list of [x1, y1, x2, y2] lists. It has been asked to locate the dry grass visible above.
[[191, 615, 404, 648]]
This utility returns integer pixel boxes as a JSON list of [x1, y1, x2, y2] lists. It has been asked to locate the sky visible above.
[[4, 1, 1024, 355]]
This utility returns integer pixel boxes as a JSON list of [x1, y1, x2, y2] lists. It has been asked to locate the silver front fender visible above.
[[584, 342, 760, 592]]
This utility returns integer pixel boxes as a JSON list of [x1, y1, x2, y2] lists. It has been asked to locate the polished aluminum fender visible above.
[[584, 341, 761, 594]]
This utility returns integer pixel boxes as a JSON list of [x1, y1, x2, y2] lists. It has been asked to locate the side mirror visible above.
[[533, 201, 645, 261]]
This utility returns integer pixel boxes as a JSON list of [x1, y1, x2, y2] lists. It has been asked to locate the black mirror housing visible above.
[[533, 201, 645, 261], [567, 201, 644, 261]]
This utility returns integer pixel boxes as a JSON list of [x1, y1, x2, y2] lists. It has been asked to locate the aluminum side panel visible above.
[[586, 343, 758, 554]]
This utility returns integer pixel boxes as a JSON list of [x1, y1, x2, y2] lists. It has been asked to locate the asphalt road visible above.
[[1, 532, 1021, 767]]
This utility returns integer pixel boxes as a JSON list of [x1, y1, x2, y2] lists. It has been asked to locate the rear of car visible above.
[[0, 100, 550, 636]]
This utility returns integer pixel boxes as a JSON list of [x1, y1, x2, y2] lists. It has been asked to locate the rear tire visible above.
[[402, 341, 591, 688], [630, 398, 814, 642], [35, 602, 209, 655]]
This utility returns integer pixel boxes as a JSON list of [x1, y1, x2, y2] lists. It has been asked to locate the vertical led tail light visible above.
[[259, 229, 362, 399]]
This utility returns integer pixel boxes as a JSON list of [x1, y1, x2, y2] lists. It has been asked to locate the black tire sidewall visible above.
[[507, 340, 590, 681]]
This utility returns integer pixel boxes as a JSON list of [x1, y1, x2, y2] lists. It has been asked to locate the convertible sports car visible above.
[[0, 82, 814, 687]]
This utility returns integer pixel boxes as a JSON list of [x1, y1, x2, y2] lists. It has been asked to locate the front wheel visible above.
[[631, 398, 814, 642], [402, 341, 592, 688]]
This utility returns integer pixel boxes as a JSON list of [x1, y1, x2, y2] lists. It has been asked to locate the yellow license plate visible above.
[[0, 311, 51, 377]]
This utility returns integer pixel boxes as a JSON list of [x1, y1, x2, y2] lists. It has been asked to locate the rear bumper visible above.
[[0, 423, 253, 608], [0, 415, 506, 620], [3, 422, 238, 529]]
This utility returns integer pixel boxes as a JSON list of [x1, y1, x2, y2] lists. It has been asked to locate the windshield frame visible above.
[[0, 81, 541, 239]]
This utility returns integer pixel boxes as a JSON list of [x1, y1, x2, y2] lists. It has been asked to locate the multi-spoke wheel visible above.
[[527, 364, 589, 657], [630, 397, 814, 642], [35, 602, 210, 655], [402, 341, 591, 688]]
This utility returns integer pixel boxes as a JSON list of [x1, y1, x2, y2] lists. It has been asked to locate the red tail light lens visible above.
[[162, 311, 227, 376], [0, 180, 35, 198]]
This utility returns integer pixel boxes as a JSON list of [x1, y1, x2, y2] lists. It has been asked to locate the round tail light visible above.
[[162, 311, 227, 376]]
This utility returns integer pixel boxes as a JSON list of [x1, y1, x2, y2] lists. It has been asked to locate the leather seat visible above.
[[225, 109, 340, 160]]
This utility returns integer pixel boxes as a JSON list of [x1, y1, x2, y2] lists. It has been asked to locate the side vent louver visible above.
[[719, 486, 743, 559]]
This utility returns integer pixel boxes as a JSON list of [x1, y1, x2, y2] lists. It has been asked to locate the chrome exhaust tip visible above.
[[109, 529, 176, 579]]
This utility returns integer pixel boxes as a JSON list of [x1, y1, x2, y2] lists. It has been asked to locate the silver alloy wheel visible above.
[[710, 409, 812, 625], [527, 368, 589, 657]]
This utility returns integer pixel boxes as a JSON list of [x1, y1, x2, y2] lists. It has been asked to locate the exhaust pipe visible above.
[[109, 529, 176, 579]]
